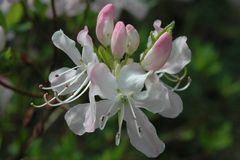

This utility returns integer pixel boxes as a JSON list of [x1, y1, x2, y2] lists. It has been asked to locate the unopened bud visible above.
[[111, 21, 127, 59], [142, 32, 172, 71], [126, 24, 139, 55], [96, 3, 114, 46]]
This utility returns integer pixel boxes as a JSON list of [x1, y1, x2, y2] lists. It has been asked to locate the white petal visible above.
[[87, 63, 117, 100], [139, 75, 183, 118], [133, 81, 168, 114], [82, 46, 98, 64], [158, 36, 191, 74], [118, 63, 150, 93], [52, 30, 81, 65], [64, 99, 117, 135], [65, 102, 90, 136], [77, 26, 93, 48], [124, 107, 165, 158], [160, 90, 183, 118], [49, 67, 86, 95]]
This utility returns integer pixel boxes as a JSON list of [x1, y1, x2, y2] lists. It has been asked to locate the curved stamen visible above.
[[41, 70, 86, 90], [164, 74, 178, 82], [115, 105, 125, 146], [54, 77, 89, 102], [158, 73, 164, 78], [45, 80, 91, 106], [127, 97, 141, 137], [57, 82, 91, 104], [54, 65, 82, 77], [31, 70, 86, 107], [99, 101, 116, 130], [172, 81, 181, 91], [174, 76, 192, 91]]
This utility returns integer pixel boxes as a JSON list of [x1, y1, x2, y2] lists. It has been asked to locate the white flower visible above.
[[41, 0, 86, 18], [0, 26, 6, 52], [91, 0, 150, 20], [33, 26, 97, 107], [65, 62, 183, 157], [32, 26, 100, 132]]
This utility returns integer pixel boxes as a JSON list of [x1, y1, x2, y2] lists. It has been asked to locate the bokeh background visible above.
[[0, 0, 240, 159]]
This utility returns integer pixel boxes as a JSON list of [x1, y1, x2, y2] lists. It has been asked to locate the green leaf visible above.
[[97, 46, 114, 69], [6, 3, 23, 30], [199, 122, 233, 152]]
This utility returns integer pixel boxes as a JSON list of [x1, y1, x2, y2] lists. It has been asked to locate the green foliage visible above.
[[199, 122, 233, 152], [5, 3, 23, 30]]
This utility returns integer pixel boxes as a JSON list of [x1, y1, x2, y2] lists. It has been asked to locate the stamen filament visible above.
[[115, 105, 124, 146], [174, 76, 192, 91], [45, 81, 91, 106], [127, 97, 141, 137], [31, 70, 87, 107], [99, 101, 116, 130], [54, 77, 89, 103], [41, 70, 86, 90]]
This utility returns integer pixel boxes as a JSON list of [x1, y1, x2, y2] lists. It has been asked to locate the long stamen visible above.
[[54, 77, 89, 102], [115, 105, 124, 146], [158, 73, 164, 78], [45, 80, 90, 107], [53, 65, 82, 78], [41, 70, 86, 90], [127, 97, 141, 137], [31, 70, 86, 107], [99, 101, 116, 130], [174, 76, 191, 91]]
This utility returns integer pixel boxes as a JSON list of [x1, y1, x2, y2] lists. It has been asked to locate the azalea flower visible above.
[[32, 26, 98, 108], [32, 2, 191, 158], [65, 62, 183, 157], [0, 26, 6, 52]]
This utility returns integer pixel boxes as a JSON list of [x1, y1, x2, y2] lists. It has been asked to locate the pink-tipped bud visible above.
[[96, 3, 114, 46], [126, 24, 139, 55], [111, 21, 127, 59], [142, 32, 172, 71]]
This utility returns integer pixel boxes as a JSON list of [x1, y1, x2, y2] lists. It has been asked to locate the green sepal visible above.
[[140, 21, 175, 61], [97, 46, 114, 69]]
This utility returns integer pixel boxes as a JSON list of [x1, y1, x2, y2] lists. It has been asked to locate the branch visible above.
[[0, 79, 42, 98]]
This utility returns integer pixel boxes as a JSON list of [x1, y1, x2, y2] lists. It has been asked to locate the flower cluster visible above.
[[32, 3, 191, 158]]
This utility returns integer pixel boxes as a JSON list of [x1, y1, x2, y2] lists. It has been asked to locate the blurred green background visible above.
[[0, 0, 240, 159]]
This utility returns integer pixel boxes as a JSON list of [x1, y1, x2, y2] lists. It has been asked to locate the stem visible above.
[[49, 0, 58, 72], [0, 79, 42, 98]]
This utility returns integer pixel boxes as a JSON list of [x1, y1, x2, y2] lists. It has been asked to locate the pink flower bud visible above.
[[126, 24, 140, 55], [142, 32, 172, 71], [96, 3, 114, 46], [111, 21, 127, 59]]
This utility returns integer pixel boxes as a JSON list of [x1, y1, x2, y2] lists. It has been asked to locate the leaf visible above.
[[6, 3, 23, 30]]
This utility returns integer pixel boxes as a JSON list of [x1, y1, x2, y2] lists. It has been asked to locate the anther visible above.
[[115, 132, 121, 146], [99, 115, 108, 130], [38, 84, 43, 89]]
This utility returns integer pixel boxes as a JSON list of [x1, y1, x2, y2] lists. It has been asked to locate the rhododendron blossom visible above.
[[33, 3, 192, 158]]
